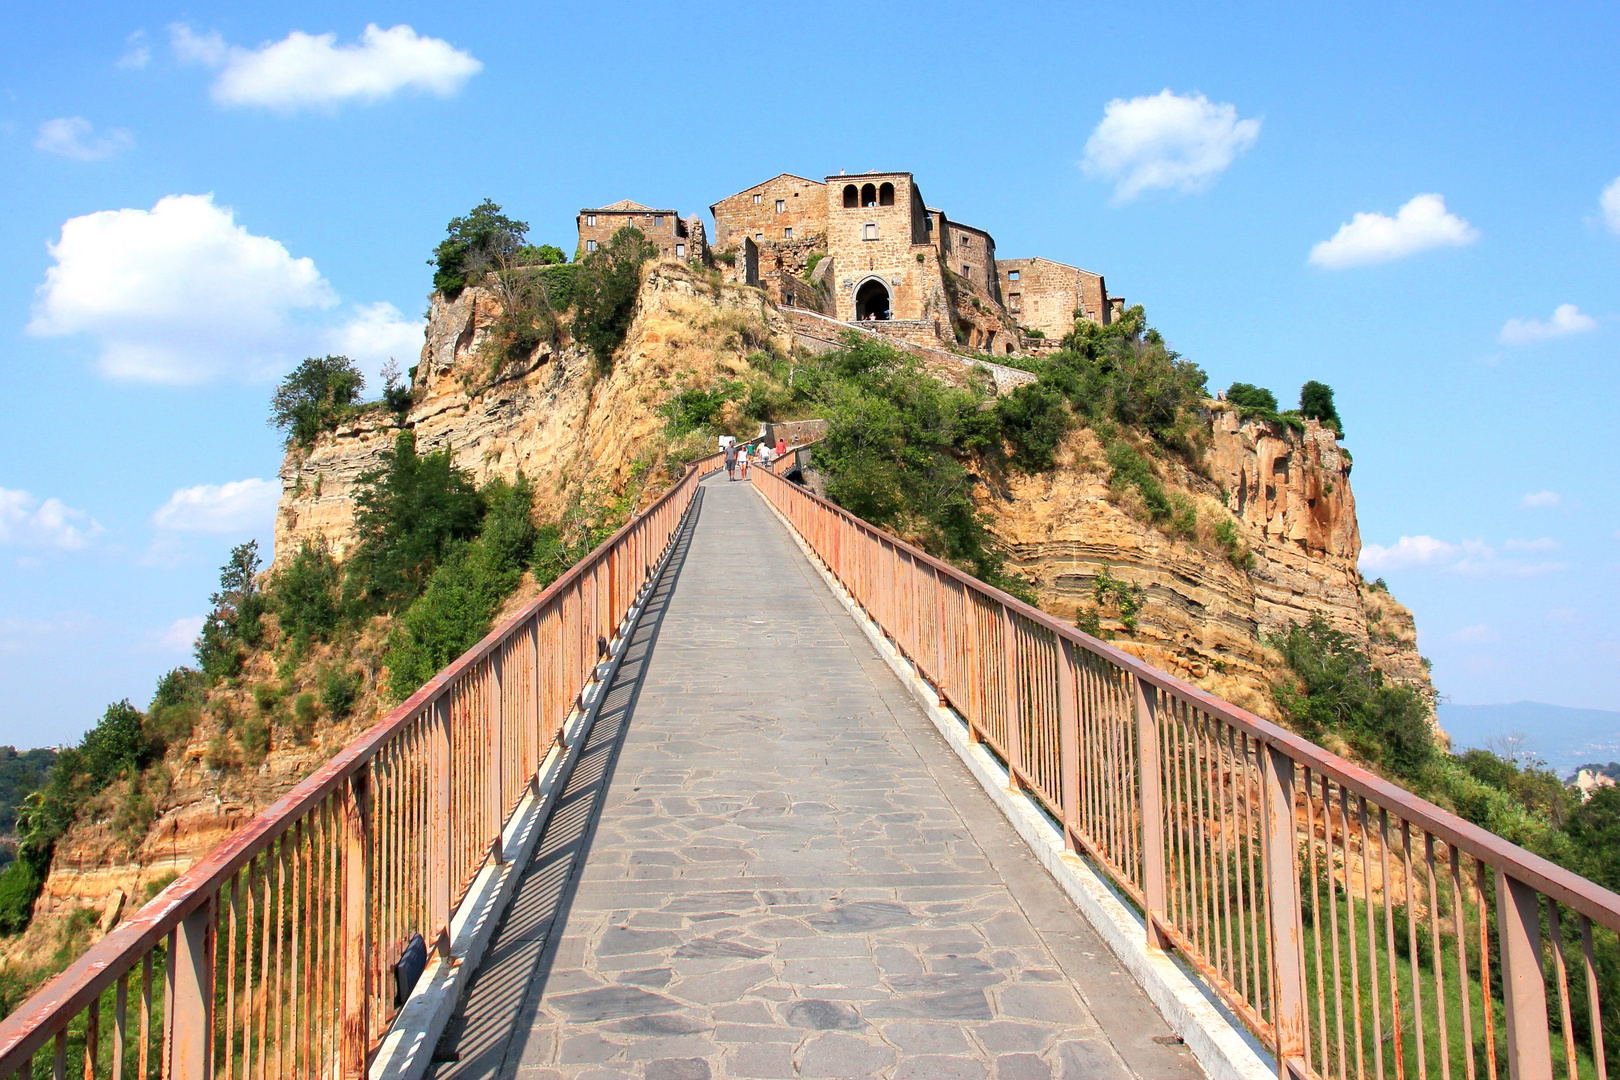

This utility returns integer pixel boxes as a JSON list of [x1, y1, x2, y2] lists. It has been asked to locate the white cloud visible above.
[[1503, 537, 1561, 552], [157, 615, 205, 653], [0, 488, 103, 550], [1500, 303, 1597, 345], [1360, 534, 1565, 578], [169, 24, 227, 66], [117, 30, 151, 70], [328, 301, 426, 387], [1081, 90, 1260, 202], [1521, 491, 1561, 508], [1601, 177, 1620, 235], [172, 23, 481, 112], [152, 478, 279, 533], [1451, 624, 1499, 644], [34, 117, 134, 161], [1308, 194, 1479, 269], [27, 193, 342, 383]]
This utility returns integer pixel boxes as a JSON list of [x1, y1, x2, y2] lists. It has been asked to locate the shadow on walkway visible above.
[[425, 491, 704, 1079]]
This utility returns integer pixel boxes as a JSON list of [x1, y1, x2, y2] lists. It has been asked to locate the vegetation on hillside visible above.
[[1272, 617, 1619, 1072], [430, 200, 565, 298], [270, 355, 365, 450]]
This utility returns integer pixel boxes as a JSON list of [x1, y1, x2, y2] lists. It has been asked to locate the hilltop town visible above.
[[578, 170, 1121, 358]]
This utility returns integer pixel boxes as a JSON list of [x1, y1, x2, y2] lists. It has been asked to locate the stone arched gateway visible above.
[[853, 276, 892, 320]]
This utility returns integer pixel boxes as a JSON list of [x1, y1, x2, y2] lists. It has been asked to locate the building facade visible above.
[[995, 257, 1113, 339], [576, 200, 705, 262]]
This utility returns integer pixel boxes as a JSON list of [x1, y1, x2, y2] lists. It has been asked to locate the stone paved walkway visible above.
[[427, 475, 1204, 1080]]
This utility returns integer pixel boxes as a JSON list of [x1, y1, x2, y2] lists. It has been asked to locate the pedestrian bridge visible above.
[[1, 458, 1616, 1080]]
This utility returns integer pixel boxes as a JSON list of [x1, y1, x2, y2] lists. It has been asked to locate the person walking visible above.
[[724, 441, 737, 481], [739, 445, 751, 481], [775, 437, 787, 458]]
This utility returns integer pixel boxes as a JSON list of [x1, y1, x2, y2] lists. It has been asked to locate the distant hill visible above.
[[1438, 702, 1620, 776]]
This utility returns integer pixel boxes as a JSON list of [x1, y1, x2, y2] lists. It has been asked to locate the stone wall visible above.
[[710, 173, 828, 251], [997, 257, 1111, 338], [824, 173, 939, 321], [940, 219, 1001, 303]]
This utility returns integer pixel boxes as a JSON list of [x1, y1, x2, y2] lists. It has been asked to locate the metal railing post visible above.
[[429, 698, 451, 956], [1002, 608, 1021, 786], [341, 767, 372, 1079], [165, 895, 215, 1080], [1057, 639, 1080, 854], [1135, 674, 1169, 949], [1495, 869, 1553, 1080], [1262, 744, 1308, 1074], [489, 653, 505, 864]]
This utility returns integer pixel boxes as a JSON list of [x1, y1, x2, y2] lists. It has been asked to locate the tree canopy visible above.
[[269, 355, 365, 449]]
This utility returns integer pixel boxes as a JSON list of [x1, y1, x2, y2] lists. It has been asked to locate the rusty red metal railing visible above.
[[0, 455, 719, 1080], [754, 463, 1620, 1080]]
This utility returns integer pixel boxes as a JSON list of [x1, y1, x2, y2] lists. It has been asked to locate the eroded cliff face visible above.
[[14, 262, 794, 962], [274, 261, 793, 565], [985, 405, 1434, 722]]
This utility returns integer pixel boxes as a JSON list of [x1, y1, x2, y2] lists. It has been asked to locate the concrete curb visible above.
[[371, 495, 700, 1080], [753, 486, 1274, 1080]]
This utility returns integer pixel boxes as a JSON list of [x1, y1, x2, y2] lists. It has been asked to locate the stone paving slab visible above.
[[426, 476, 1203, 1080]]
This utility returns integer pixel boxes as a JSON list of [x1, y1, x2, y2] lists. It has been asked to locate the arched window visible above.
[[842, 185, 858, 208], [861, 183, 877, 207], [878, 182, 895, 206]]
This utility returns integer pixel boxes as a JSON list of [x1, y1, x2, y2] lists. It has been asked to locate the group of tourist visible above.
[[719, 435, 789, 481]]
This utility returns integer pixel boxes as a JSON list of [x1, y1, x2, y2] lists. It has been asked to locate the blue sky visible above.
[[1, 1, 1616, 748]]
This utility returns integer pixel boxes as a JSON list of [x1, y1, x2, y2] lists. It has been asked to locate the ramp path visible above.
[[428, 474, 1202, 1080]]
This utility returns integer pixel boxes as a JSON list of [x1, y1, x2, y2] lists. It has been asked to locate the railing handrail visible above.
[[0, 451, 722, 1069], [753, 466, 1620, 932]]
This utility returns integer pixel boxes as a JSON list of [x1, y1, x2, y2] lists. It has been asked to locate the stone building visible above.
[[576, 200, 706, 262], [996, 257, 1114, 339], [709, 174, 828, 253]]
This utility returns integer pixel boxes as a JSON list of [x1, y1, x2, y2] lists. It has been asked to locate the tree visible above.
[[196, 541, 265, 680], [1225, 382, 1278, 412], [1299, 380, 1342, 435], [270, 356, 365, 448], [431, 200, 532, 297], [344, 430, 486, 611], [572, 226, 659, 373]]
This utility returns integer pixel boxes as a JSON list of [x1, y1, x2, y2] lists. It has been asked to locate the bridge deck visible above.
[[427, 475, 1201, 1080]]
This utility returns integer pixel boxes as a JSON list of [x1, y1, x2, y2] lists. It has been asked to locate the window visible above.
[[860, 183, 877, 207], [878, 182, 895, 206], [753, 193, 762, 204], [842, 185, 858, 208], [676, 243, 685, 258], [586, 214, 596, 226], [586, 239, 597, 252], [963, 264, 971, 276], [654, 214, 664, 226], [775, 199, 786, 213], [1008, 270, 1020, 281], [784, 227, 793, 238], [755, 233, 763, 242], [961, 235, 972, 248], [863, 223, 879, 240], [1009, 292, 1022, 312]]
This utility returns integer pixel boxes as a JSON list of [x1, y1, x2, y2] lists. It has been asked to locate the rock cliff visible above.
[[984, 405, 1435, 722]]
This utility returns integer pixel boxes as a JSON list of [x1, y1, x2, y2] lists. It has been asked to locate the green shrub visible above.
[[270, 355, 365, 449], [146, 667, 204, 752], [1270, 615, 1434, 779], [1211, 516, 1253, 568], [270, 538, 340, 644], [661, 383, 738, 435], [995, 382, 1071, 471], [344, 431, 486, 613], [0, 848, 48, 935], [572, 226, 658, 373], [1105, 441, 1171, 520], [319, 665, 362, 721], [384, 477, 537, 700], [803, 251, 825, 275]]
